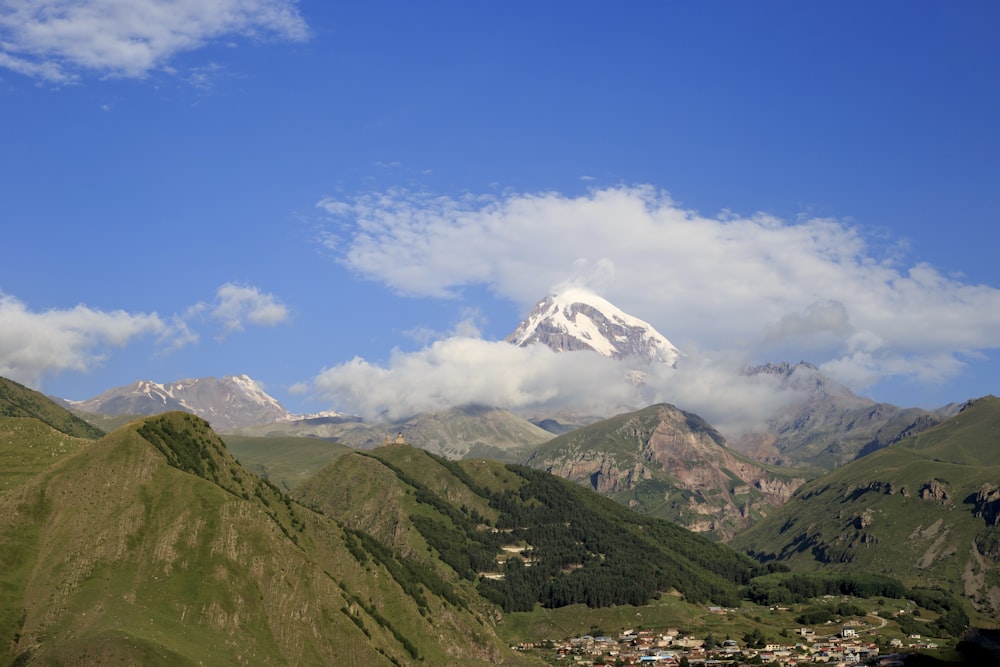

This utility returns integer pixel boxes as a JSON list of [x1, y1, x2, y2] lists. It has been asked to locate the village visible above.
[[514, 618, 941, 666]]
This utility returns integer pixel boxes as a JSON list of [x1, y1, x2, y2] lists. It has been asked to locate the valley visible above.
[[3, 371, 999, 665]]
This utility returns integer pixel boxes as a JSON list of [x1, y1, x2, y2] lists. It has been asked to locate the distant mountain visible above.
[[1, 405, 763, 664], [732, 395, 1000, 625], [0, 376, 103, 439], [730, 362, 941, 469], [70, 374, 293, 431], [506, 288, 680, 365], [232, 404, 553, 462], [524, 403, 808, 539]]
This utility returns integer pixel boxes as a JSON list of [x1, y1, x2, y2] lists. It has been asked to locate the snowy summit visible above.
[[71, 374, 293, 431], [505, 288, 681, 366]]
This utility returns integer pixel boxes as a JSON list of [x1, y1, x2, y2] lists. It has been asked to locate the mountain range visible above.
[[1, 366, 997, 662], [1, 380, 778, 665], [61, 291, 953, 543], [68, 374, 301, 431], [733, 395, 1000, 623]]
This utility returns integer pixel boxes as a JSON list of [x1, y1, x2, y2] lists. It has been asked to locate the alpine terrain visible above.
[[230, 404, 553, 463], [733, 396, 1000, 625], [730, 362, 944, 469], [506, 288, 680, 365], [70, 374, 294, 431], [524, 403, 808, 539]]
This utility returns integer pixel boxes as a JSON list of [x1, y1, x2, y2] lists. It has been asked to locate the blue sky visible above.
[[2, 1, 999, 426]]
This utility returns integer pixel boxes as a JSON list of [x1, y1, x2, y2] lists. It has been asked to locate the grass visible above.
[[0, 418, 91, 496], [222, 434, 351, 491], [733, 397, 1000, 626]]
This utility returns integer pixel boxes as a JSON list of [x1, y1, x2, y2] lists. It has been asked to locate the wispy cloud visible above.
[[0, 291, 168, 387], [0, 0, 309, 83], [0, 282, 289, 388], [315, 185, 1000, 416]]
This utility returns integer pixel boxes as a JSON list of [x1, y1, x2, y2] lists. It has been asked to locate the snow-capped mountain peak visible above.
[[505, 288, 680, 365], [72, 375, 293, 431]]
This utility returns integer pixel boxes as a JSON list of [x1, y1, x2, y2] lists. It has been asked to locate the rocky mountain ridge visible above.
[[525, 403, 807, 539], [69, 374, 296, 431]]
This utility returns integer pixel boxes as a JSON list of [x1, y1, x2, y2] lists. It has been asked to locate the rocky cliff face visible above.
[[526, 403, 806, 539]]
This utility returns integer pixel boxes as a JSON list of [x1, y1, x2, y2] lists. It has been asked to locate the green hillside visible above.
[[0, 417, 92, 496], [1, 381, 985, 664], [230, 405, 552, 462], [733, 396, 1000, 625], [0, 412, 537, 666], [71, 409, 142, 433], [296, 444, 765, 614], [0, 376, 103, 439], [221, 434, 353, 490]]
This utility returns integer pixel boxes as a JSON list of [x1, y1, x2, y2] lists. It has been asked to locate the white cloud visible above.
[[315, 185, 1000, 412], [313, 338, 797, 434], [0, 0, 309, 83], [0, 292, 168, 387], [210, 283, 289, 333], [315, 338, 640, 421], [287, 381, 309, 396]]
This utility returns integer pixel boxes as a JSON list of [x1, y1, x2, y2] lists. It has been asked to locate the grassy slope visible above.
[[297, 445, 972, 653], [229, 406, 552, 462], [1, 413, 537, 666], [71, 409, 142, 434], [297, 445, 760, 619], [0, 417, 91, 496], [221, 434, 353, 491], [732, 396, 1000, 625], [0, 377, 103, 439]]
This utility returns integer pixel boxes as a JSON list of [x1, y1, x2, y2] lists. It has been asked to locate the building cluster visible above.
[[515, 625, 940, 666]]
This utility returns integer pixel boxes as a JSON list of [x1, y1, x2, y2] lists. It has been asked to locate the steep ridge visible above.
[[525, 403, 808, 539], [506, 288, 680, 365], [732, 396, 1000, 624], [0, 376, 103, 439], [0, 412, 529, 666]]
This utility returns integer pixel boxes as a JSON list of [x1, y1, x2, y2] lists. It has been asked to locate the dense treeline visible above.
[[477, 466, 761, 611], [138, 414, 224, 483], [745, 573, 968, 637], [745, 572, 907, 605], [363, 453, 762, 612], [349, 449, 972, 633], [357, 452, 504, 580], [907, 588, 970, 637], [795, 602, 866, 624]]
